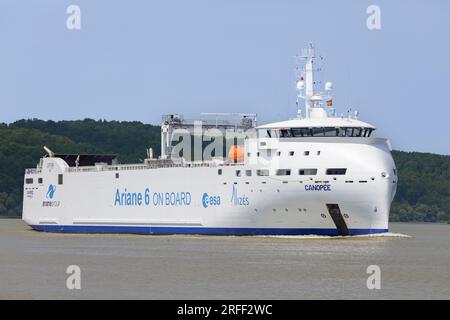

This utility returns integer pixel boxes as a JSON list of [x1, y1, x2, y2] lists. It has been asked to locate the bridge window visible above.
[[280, 129, 293, 137], [326, 168, 347, 175], [58, 174, 63, 185], [299, 169, 317, 175], [276, 169, 291, 176], [246, 170, 252, 176], [362, 128, 372, 137], [236, 170, 241, 177], [38, 178, 43, 184], [25, 178, 33, 184], [324, 127, 338, 137], [291, 128, 312, 137], [289, 151, 294, 156], [304, 151, 310, 156], [256, 169, 269, 176], [218, 169, 222, 175], [279, 127, 374, 138], [311, 128, 324, 136]]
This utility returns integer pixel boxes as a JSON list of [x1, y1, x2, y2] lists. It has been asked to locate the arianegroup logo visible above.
[[46, 184, 56, 199], [43, 184, 60, 207]]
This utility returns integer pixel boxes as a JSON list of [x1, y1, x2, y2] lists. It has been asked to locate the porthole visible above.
[[320, 213, 327, 219]]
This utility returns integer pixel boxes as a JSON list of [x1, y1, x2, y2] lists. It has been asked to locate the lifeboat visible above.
[[228, 145, 244, 162]]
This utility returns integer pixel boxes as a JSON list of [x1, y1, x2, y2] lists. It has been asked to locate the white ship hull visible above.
[[22, 137, 397, 236]]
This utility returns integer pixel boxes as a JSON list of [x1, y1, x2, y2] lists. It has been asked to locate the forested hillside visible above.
[[0, 119, 449, 222]]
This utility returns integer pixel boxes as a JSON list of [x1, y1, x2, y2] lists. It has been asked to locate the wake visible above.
[[254, 232, 411, 239]]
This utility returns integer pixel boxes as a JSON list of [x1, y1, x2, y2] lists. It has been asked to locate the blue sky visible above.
[[0, 0, 449, 154]]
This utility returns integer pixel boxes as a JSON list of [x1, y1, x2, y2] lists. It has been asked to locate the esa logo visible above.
[[202, 193, 221, 208]]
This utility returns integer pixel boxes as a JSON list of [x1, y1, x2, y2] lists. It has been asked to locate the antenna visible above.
[[294, 44, 334, 119]]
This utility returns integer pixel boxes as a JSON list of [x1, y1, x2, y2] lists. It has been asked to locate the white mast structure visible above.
[[295, 44, 333, 119], [304, 45, 315, 118]]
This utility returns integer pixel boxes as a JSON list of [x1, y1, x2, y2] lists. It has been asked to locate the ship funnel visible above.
[[43, 146, 54, 157]]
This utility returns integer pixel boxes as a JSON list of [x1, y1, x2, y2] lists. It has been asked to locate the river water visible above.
[[0, 219, 448, 299]]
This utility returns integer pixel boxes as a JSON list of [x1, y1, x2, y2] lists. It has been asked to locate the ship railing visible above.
[[64, 160, 244, 173]]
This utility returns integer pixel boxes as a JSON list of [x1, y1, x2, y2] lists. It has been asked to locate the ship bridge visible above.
[[257, 117, 376, 138]]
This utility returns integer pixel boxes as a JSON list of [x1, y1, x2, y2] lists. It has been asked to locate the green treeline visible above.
[[0, 119, 449, 222]]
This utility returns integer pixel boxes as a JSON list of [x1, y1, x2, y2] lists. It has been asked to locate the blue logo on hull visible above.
[[202, 192, 221, 208], [46, 184, 56, 199], [231, 184, 249, 206]]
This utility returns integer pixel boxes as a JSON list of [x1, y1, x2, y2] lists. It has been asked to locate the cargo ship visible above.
[[22, 45, 397, 236]]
